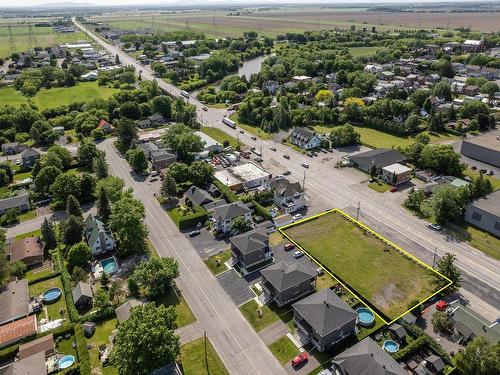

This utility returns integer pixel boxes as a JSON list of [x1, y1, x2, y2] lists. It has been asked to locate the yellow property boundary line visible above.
[[278, 208, 453, 325]]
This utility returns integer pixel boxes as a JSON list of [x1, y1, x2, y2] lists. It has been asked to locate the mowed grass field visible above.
[[282, 211, 443, 321], [0, 25, 88, 58], [0, 87, 28, 106]]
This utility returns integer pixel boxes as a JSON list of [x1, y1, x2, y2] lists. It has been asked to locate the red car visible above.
[[291, 352, 308, 367], [390, 186, 398, 193], [284, 243, 295, 251], [436, 300, 449, 311]]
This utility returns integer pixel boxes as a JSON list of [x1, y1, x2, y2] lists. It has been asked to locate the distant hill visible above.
[[31, 2, 95, 8]]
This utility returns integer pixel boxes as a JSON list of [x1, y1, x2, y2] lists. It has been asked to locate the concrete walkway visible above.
[[258, 320, 290, 346], [175, 322, 204, 345]]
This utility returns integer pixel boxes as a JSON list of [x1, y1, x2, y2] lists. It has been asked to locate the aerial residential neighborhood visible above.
[[0, 1, 499, 375]]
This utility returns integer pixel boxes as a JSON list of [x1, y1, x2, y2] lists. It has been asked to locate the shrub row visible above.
[[393, 335, 427, 361], [27, 271, 61, 285], [179, 79, 208, 92], [178, 205, 208, 231], [80, 307, 116, 324], [56, 247, 80, 322], [252, 200, 272, 221], [212, 179, 238, 203], [398, 322, 450, 362], [0, 344, 19, 362], [74, 323, 91, 375]]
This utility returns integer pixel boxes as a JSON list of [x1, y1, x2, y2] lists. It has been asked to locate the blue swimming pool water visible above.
[[356, 307, 376, 326], [101, 257, 118, 274], [383, 340, 400, 353], [42, 288, 62, 303], [59, 355, 75, 369]]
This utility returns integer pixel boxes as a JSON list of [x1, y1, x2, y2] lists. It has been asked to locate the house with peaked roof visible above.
[[18, 333, 54, 360], [348, 148, 406, 175], [0, 279, 30, 325], [212, 201, 252, 234], [230, 227, 272, 271], [97, 119, 114, 133], [0, 350, 46, 374], [267, 177, 305, 214], [1, 142, 27, 155], [8, 236, 43, 267], [151, 149, 176, 171], [184, 186, 214, 207], [292, 288, 357, 352], [84, 215, 115, 256], [20, 147, 41, 168], [289, 128, 322, 150], [72, 282, 93, 310], [115, 299, 144, 324], [0, 191, 30, 215], [261, 261, 316, 307], [332, 337, 406, 375]]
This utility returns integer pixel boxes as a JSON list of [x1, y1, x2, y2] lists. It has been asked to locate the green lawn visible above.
[[228, 113, 273, 140], [239, 299, 279, 332], [201, 126, 244, 150], [447, 222, 500, 261], [282, 211, 443, 321], [349, 46, 388, 57], [204, 249, 231, 275], [179, 337, 229, 375], [32, 82, 120, 110], [159, 286, 196, 328], [464, 169, 500, 191], [25, 268, 56, 282], [368, 181, 391, 193], [268, 336, 300, 364], [316, 273, 338, 291], [86, 318, 118, 375], [13, 171, 32, 182], [0, 87, 27, 107], [18, 209, 37, 222], [15, 228, 41, 240], [29, 276, 67, 321]]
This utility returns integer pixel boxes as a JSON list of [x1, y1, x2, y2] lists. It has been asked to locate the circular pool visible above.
[[58, 355, 75, 369], [356, 307, 375, 327], [42, 287, 62, 304], [383, 340, 400, 353]]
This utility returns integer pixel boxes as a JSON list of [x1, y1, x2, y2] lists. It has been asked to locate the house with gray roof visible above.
[[332, 337, 406, 375], [1, 142, 27, 155], [465, 189, 500, 237], [348, 148, 406, 174], [292, 288, 357, 351], [151, 149, 176, 171], [267, 177, 305, 214], [84, 214, 115, 256], [289, 128, 322, 150], [20, 147, 41, 168], [72, 282, 93, 310], [115, 299, 144, 324], [0, 279, 30, 325], [212, 201, 252, 234], [261, 261, 316, 307], [0, 191, 30, 215], [230, 227, 272, 271], [0, 351, 47, 375], [185, 186, 214, 207]]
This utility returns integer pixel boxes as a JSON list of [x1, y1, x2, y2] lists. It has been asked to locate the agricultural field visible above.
[[0, 24, 88, 58], [281, 210, 449, 322]]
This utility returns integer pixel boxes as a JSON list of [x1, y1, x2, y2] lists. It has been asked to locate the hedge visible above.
[[28, 271, 61, 285], [75, 323, 91, 375], [80, 307, 116, 324], [396, 322, 450, 363], [56, 247, 80, 322], [178, 205, 208, 231], [38, 323, 76, 340], [252, 200, 272, 221], [393, 335, 427, 361], [0, 344, 19, 362], [212, 179, 238, 203]]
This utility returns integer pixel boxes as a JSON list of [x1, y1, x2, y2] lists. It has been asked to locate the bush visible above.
[[0, 344, 19, 362], [178, 205, 208, 230], [212, 179, 237, 203], [75, 324, 91, 375], [252, 200, 272, 221], [80, 307, 116, 323], [56, 247, 80, 322], [10, 261, 27, 278]]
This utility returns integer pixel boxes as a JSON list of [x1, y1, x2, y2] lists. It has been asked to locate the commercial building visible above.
[[381, 163, 412, 185], [460, 128, 500, 167], [195, 131, 222, 156], [214, 163, 271, 191], [347, 148, 406, 174], [465, 189, 500, 237]]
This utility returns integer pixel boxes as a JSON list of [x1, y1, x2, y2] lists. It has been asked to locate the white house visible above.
[[266, 177, 306, 214], [84, 215, 115, 256], [212, 201, 252, 234], [289, 128, 322, 150]]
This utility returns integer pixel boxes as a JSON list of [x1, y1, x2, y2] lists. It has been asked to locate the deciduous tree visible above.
[[67, 242, 91, 269], [455, 336, 499, 375], [131, 258, 179, 300]]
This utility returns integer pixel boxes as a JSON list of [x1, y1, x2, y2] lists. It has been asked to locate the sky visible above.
[[0, 0, 486, 7]]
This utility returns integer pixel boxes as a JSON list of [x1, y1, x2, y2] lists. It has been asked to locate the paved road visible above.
[[75, 20, 499, 317], [98, 138, 284, 375]]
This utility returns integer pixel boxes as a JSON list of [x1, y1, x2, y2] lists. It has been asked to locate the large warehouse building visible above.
[[460, 129, 500, 167]]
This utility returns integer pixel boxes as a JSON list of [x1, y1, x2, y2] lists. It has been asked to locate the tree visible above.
[[132, 257, 179, 300], [93, 154, 108, 180], [120, 101, 142, 120], [151, 95, 172, 119], [77, 142, 99, 171], [152, 62, 167, 77], [96, 176, 125, 203], [94, 288, 112, 310], [115, 54, 120, 65], [315, 89, 333, 104], [66, 195, 83, 218], [50, 173, 81, 209], [162, 124, 204, 162], [128, 277, 140, 297], [455, 336, 500, 375], [109, 193, 148, 257], [71, 266, 87, 284], [41, 218, 57, 250], [111, 303, 180, 375], [119, 71, 136, 87], [419, 144, 464, 176], [80, 172, 96, 203], [9, 261, 27, 278], [34, 166, 61, 197], [61, 215, 84, 246], [97, 185, 112, 223], [187, 161, 214, 186], [67, 242, 91, 269], [160, 173, 177, 201], [431, 311, 454, 333], [422, 185, 468, 225], [431, 81, 452, 100], [329, 124, 360, 147], [403, 189, 425, 212], [231, 217, 252, 233], [126, 148, 148, 173], [46, 145, 72, 169], [167, 162, 190, 184], [116, 118, 137, 149], [435, 252, 462, 292], [480, 81, 499, 100]]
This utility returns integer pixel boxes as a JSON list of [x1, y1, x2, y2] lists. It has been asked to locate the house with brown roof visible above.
[[18, 333, 54, 359], [0, 315, 37, 348], [0, 279, 30, 325], [8, 237, 43, 267], [97, 119, 114, 134]]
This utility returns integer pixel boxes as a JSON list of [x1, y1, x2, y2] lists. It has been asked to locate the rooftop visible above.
[[213, 201, 251, 221], [0, 279, 30, 325], [469, 189, 500, 218], [0, 315, 37, 348], [214, 163, 270, 187], [462, 128, 500, 151], [115, 299, 144, 324], [382, 163, 412, 174], [8, 237, 43, 264], [194, 131, 221, 150], [230, 227, 268, 255], [261, 261, 316, 293], [18, 333, 54, 360]]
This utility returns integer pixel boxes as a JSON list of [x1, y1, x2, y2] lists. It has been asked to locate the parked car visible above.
[[390, 186, 398, 193], [435, 300, 449, 311], [301, 163, 309, 168], [471, 166, 477, 170], [283, 154, 290, 159], [307, 152, 313, 157], [239, 130, 244, 134], [291, 352, 308, 367], [293, 251, 304, 259], [202, 106, 208, 111], [189, 229, 201, 237], [284, 243, 295, 251], [255, 157, 263, 162], [251, 136, 257, 141], [321, 148, 328, 153], [479, 169, 486, 174], [486, 170, 494, 176], [283, 170, 291, 176], [428, 223, 442, 231], [150, 177, 158, 182], [270, 147, 277, 151], [293, 214, 302, 221], [312, 151, 318, 156]]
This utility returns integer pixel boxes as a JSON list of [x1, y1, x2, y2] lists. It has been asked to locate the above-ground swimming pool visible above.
[[101, 257, 119, 275], [42, 288, 62, 304], [383, 340, 400, 353], [356, 307, 376, 327], [58, 355, 76, 369]]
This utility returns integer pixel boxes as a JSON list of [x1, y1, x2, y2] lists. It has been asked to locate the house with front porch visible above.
[[230, 227, 272, 272], [292, 288, 357, 352], [260, 261, 316, 307], [212, 201, 252, 234]]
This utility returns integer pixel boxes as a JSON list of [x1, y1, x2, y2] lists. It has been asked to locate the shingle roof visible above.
[[84, 214, 114, 248], [0, 191, 29, 211], [185, 186, 213, 206], [115, 299, 144, 324], [230, 227, 268, 255], [72, 282, 93, 304], [213, 201, 251, 221], [292, 289, 357, 336], [6, 351, 46, 375], [425, 354, 445, 372], [0, 315, 37, 348], [333, 337, 406, 375], [18, 333, 54, 360], [151, 149, 176, 163], [469, 189, 500, 218], [350, 149, 406, 169], [388, 323, 406, 340], [291, 128, 317, 143], [270, 178, 303, 198], [261, 261, 316, 293], [8, 237, 43, 263], [20, 148, 40, 158], [0, 279, 30, 325]]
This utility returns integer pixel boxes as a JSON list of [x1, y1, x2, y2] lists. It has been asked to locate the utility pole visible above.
[[356, 201, 361, 221], [302, 169, 306, 190], [433, 247, 438, 269], [204, 331, 208, 372]]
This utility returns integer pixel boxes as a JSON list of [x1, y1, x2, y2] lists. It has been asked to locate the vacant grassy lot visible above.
[[0, 87, 27, 107], [268, 336, 300, 364], [447, 222, 500, 261], [228, 113, 273, 140], [282, 211, 443, 321], [201, 126, 244, 150], [180, 337, 229, 375], [204, 249, 231, 275], [0, 25, 89, 57], [33, 82, 120, 110]]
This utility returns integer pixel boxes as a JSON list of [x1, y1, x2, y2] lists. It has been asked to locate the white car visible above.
[[293, 251, 304, 259], [293, 214, 302, 221]]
